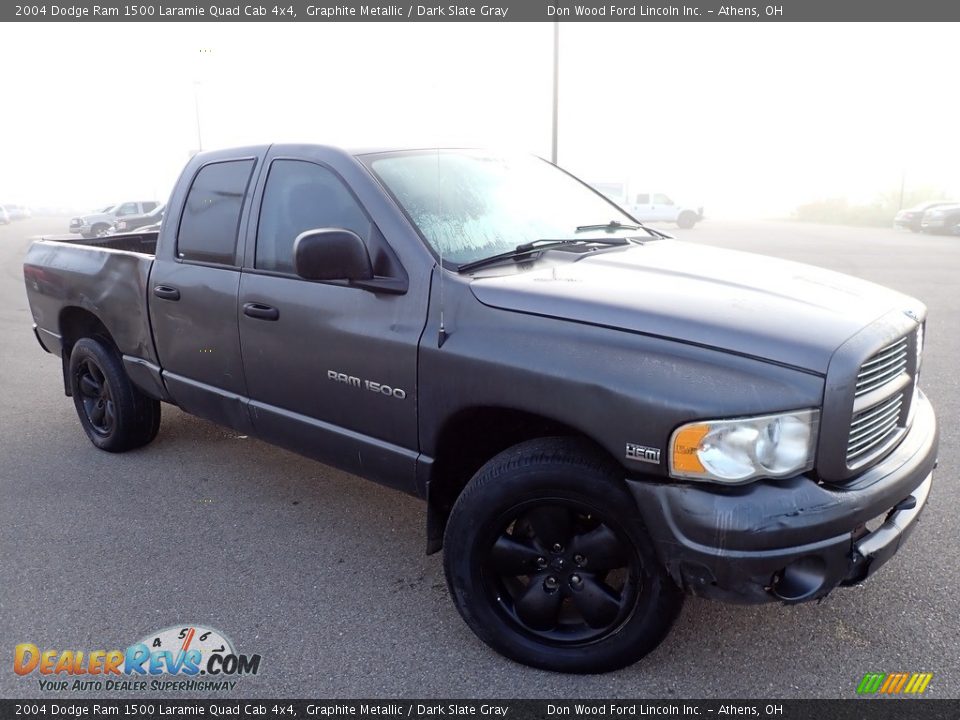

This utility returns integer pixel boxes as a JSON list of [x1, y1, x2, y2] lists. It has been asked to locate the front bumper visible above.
[[627, 393, 937, 604]]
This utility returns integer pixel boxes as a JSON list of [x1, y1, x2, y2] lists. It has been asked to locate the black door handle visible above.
[[153, 285, 180, 301], [243, 302, 279, 321]]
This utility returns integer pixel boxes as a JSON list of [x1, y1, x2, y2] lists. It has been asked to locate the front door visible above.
[[238, 155, 425, 492], [650, 193, 676, 222]]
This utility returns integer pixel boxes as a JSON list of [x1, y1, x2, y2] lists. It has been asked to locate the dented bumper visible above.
[[627, 393, 938, 604]]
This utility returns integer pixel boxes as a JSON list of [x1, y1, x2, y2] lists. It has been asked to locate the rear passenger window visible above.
[[177, 159, 255, 266], [635, 194, 650, 204], [256, 160, 372, 274]]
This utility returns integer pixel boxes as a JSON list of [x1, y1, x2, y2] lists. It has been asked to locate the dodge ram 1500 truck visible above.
[[23, 145, 938, 674]]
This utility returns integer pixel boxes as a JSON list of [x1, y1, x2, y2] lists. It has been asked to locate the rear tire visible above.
[[69, 337, 161, 452], [443, 437, 682, 673]]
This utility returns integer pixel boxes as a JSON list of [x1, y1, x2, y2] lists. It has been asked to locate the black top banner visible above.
[[5, 0, 960, 22]]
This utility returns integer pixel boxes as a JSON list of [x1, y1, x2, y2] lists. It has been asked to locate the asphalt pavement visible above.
[[1, 216, 957, 699]]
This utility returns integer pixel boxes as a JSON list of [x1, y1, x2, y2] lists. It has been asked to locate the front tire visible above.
[[69, 337, 161, 452], [677, 211, 698, 229], [443, 437, 682, 673]]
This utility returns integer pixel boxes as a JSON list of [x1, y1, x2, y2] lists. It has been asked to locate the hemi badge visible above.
[[626, 443, 661, 465]]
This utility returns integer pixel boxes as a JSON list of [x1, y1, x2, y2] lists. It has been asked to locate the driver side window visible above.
[[256, 160, 372, 274]]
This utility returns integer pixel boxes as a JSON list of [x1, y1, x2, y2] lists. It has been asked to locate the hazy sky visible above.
[[1, 22, 957, 215]]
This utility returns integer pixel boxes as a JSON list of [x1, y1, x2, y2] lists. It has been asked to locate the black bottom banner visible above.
[[2, 700, 958, 720]]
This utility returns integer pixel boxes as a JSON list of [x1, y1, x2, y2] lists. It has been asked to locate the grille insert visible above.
[[855, 337, 908, 397], [847, 393, 903, 464]]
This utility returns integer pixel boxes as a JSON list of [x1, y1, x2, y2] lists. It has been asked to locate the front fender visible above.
[[418, 278, 824, 481]]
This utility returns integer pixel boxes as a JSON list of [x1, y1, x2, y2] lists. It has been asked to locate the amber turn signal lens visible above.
[[671, 423, 710, 474]]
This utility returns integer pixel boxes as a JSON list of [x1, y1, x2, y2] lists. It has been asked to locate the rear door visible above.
[[237, 149, 426, 492], [631, 192, 654, 220], [148, 152, 262, 432]]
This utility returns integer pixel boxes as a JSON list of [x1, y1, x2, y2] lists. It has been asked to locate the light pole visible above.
[[551, 22, 559, 165], [192, 80, 204, 153]]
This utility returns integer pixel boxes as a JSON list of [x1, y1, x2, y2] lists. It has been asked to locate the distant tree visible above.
[[794, 185, 952, 227]]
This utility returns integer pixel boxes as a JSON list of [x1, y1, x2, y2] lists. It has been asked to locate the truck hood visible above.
[[469, 240, 921, 373]]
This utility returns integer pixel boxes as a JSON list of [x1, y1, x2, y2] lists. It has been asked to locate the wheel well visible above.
[[58, 307, 116, 395], [425, 407, 609, 553]]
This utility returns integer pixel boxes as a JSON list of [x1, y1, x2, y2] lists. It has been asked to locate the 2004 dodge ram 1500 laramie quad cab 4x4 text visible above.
[[24, 146, 938, 673]]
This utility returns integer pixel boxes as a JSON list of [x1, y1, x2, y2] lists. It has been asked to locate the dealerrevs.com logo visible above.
[[14, 625, 262, 693]]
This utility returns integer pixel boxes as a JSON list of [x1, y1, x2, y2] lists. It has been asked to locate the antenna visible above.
[[437, 149, 448, 348]]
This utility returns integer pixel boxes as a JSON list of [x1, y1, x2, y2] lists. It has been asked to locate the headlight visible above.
[[669, 409, 819, 484], [118, 221, 127, 230]]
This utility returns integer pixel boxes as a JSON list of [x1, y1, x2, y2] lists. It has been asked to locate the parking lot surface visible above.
[[1, 217, 957, 698]]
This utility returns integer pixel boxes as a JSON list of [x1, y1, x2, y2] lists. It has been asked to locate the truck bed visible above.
[[39, 230, 159, 255], [23, 233, 160, 368]]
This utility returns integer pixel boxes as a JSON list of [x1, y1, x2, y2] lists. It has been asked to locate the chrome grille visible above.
[[847, 393, 903, 464], [855, 337, 908, 397]]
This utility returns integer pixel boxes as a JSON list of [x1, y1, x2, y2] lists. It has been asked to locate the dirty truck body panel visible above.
[[148, 145, 433, 492], [23, 144, 938, 670]]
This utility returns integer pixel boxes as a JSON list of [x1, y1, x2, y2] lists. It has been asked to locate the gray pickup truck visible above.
[[69, 200, 160, 238], [23, 145, 938, 673]]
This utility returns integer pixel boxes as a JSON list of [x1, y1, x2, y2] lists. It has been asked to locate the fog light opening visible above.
[[771, 556, 828, 603]]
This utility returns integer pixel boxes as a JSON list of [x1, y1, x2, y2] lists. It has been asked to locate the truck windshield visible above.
[[368, 150, 650, 265]]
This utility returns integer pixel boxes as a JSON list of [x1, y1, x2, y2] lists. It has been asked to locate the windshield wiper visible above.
[[576, 219, 672, 240], [575, 220, 641, 232], [457, 237, 628, 273]]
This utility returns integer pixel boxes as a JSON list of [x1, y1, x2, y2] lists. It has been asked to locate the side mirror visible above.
[[293, 228, 373, 282]]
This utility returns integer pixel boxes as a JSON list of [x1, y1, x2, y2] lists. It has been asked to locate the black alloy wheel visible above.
[[444, 437, 682, 673], [69, 337, 161, 452], [75, 357, 116, 436], [484, 500, 639, 645]]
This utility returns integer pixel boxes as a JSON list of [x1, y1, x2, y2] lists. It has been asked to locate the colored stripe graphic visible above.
[[911, 673, 934, 694], [888, 673, 909, 694], [857, 673, 886, 694], [857, 672, 933, 695]]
